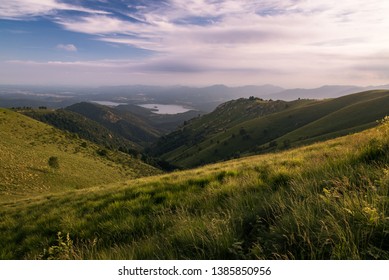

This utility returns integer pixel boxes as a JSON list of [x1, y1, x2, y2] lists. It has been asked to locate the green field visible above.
[[0, 108, 161, 201], [1, 108, 388, 259]]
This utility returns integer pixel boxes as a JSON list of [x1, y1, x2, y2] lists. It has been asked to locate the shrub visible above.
[[48, 156, 59, 169], [97, 149, 108, 157]]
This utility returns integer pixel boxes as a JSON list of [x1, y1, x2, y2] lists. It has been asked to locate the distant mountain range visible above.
[[2, 83, 389, 112]]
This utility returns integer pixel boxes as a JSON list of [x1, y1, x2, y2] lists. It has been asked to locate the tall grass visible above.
[[0, 118, 388, 259]]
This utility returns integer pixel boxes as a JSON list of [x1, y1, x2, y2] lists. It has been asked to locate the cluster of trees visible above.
[[12, 106, 47, 110]]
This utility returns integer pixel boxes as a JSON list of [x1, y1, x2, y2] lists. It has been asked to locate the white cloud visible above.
[[0, 0, 108, 19], [57, 15, 141, 35], [3, 0, 389, 87], [54, 0, 389, 55], [56, 44, 77, 52]]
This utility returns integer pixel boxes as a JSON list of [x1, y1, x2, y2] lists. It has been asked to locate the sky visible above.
[[1, 0, 389, 87]]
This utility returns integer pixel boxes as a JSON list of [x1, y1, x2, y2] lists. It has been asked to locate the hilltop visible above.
[[0, 108, 161, 201], [154, 90, 389, 168]]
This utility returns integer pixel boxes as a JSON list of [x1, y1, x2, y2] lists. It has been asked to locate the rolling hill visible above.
[[1, 88, 389, 260], [0, 114, 388, 259], [22, 108, 140, 152], [153, 90, 389, 168], [0, 108, 161, 201], [66, 102, 161, 147]]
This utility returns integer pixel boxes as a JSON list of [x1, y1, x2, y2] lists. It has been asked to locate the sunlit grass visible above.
[[0, 108, 160, 201], [1, 114, 388, 259]]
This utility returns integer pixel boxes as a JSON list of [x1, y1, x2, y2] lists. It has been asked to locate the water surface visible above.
[[91, 101, 127, 106], [138, 104, 193, 114]]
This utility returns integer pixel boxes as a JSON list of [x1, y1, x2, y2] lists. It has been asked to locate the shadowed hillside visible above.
[[66, 102, 161, 147]]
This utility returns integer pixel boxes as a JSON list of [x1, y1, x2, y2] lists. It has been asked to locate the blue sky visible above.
[[1, 0, 389, 87]]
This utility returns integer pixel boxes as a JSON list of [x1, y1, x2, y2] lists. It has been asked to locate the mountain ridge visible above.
[[154, 90, 389, 168]]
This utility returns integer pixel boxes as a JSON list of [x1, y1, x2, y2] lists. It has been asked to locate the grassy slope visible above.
[[22, 108, 140, 151], [271, 90, 389, 146], [153, 98, 309, 162], [0, 108, 161, 201], [159, 90, 389, 168], [1, 116, 388, 259]]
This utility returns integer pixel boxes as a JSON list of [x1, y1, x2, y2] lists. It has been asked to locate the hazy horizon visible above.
[[0, 83, 388, 90], [1, 1, 389, 88]]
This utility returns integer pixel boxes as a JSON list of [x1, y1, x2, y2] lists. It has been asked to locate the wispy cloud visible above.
[[50, 1, 389, 53], [56, 15, 141, 35], [56, 44, 77, 52], [2, 0, 389, 87], [0, 0, 108, 19]]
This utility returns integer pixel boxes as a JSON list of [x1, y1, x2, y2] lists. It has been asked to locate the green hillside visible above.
[[155, 90, 389, 168], [66, 102, 161, 147], [0, 108, 161, 201], [0, 116, 388, 259], [151, 98, 311, 157], [22, 108, 140, 151]]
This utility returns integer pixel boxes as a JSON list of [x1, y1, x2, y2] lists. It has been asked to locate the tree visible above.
[[48, 156, 59, 169]]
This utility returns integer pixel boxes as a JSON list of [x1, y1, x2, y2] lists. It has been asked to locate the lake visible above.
[[137, 104, 193, 114], [91, 101, 127, 106]]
